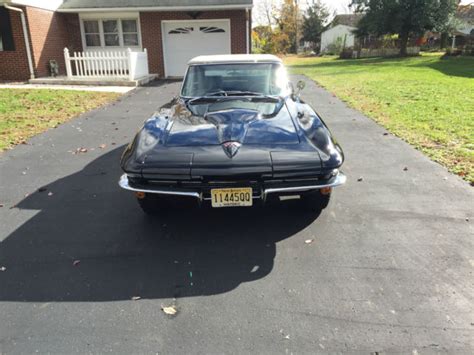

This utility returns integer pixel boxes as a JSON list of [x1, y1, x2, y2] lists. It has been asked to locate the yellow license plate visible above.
[[211, 188, 253, 208]]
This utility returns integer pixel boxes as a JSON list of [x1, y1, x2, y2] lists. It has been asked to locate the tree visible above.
[[254, 0, 277, 28], [252, 25, 273, 54], [274, 0, 304, 53], [350, 0, 458, 56], [435, 1, 463, 49], [302, 0, 330, 50]]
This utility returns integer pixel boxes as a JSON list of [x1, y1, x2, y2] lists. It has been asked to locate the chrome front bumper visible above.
[[119, 172, 346, 200]]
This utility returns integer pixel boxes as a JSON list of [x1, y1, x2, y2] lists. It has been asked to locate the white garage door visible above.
[[162, 20, 231, 77]]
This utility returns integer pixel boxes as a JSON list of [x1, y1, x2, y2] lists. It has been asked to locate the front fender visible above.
[[120, 115, 169, 174], [293, 102, 344, 170]]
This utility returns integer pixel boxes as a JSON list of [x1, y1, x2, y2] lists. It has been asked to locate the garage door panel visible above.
[[163, 20, 231, 77]]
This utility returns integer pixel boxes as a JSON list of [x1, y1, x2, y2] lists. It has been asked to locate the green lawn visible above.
[[285, 53, 474, 184], [0, 89, 120, 151]]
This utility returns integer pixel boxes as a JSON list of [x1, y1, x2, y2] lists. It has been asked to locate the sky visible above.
[[252, 0, 473, 26], [253, 0, 354, 26]]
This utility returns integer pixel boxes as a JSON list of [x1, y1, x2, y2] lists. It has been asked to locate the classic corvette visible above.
[[119, 54, 346, 213]]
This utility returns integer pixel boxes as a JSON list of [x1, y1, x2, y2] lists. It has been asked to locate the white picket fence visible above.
[[64, 48, 149, 81]]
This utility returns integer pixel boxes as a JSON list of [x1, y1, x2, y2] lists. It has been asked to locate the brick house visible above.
[[0, 0, 253, 81]]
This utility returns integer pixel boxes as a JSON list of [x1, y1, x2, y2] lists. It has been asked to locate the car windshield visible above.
[[187, 99, 284, 117], [181, 63, 290, 98]]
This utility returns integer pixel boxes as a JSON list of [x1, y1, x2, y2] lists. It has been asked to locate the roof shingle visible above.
[[332, 14, 364, 28], [60, 0, 253, 10]]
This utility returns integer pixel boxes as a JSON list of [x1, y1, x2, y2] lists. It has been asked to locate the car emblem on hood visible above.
[[222, 141, 241, 158]]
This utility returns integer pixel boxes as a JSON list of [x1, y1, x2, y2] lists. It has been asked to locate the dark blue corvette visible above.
[[119, 54, 346, 213]]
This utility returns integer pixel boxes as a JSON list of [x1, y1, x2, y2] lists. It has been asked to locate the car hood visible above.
[[120, 98, 343, 179], [162, 100, 300, 150]]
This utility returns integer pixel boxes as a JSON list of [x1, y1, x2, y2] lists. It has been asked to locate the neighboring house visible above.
[[452, 4, 474, 47], [0, 0, 252, 81], [320, 14, 363, 53]]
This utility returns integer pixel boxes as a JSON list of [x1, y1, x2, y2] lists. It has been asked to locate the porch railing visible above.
[[64, 48, 149, 81]]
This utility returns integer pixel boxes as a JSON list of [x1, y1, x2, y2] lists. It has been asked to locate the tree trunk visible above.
[[400, 31, 409, 56], [440, 32, 448, 49]]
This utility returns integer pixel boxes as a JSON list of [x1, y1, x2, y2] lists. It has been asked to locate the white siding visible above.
[[320, 25, 356, 53]]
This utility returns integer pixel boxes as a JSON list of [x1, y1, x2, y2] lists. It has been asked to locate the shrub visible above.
[[445, 47, 462, 56], [323, 36, 344, 55], [339, 48, 354, 59]]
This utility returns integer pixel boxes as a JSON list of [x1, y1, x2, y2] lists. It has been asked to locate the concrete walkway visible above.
[[0, 83, 135, 93], [0, 78, 472, 353]]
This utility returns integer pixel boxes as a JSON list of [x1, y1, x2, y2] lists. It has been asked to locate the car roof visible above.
[[188, 54, 283, 65]]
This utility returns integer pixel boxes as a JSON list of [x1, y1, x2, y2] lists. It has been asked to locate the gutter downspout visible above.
[[4, 3, 35, 79], [245, 8, 250, 54]]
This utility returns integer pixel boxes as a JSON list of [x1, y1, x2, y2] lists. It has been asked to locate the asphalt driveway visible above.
[[0, 78, 472, 354]]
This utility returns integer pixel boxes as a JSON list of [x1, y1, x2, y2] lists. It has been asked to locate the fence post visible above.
[[144, 48, 149, 76], [127, 48, 133, 81], [64, 48, 72, 79]]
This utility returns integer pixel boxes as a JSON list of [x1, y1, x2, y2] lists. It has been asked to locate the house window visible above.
[[103, 20, 119, 46], [122, 20, 139, 46], [0, 7, 15, 51], [82, 18, 140, 48], [200, 26, 225, 33], [83, 20, 101, 47], [169, 27, 193, 34]]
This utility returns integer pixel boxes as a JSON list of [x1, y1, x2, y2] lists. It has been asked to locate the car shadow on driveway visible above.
[[0, 147, 320, 302]]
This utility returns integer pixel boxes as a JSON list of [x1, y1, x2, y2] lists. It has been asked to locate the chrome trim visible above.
[[119, 172, 346, 200], [263, 172, 347, 196], [119, 174, 201, 199]]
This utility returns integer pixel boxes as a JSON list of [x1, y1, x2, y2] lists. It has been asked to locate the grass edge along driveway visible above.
[[0, 89, 120, 151], [285, 53, 474, 184]]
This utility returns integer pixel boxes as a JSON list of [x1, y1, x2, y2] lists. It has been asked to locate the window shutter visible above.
[[0, 8, 15, 51]]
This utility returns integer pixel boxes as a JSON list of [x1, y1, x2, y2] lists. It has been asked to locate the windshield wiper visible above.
[[224, 91, 264, 96], [187, 96, 225, 105], [223, 91, 280, 102], [187, 90, 281, 105], [204, 90, 228, 97]]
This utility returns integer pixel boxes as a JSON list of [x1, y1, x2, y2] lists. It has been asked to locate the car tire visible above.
[[136, 194, 162, 215], [302, 190, 331, 212]]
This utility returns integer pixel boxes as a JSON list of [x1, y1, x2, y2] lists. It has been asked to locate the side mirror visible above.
[[291, 80, 306, 102], [296, 80, 306, 92]]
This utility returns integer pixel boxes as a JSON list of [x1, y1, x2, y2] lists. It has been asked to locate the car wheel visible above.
[[136, 193, 162, 215], [302, 190, 331, 212]]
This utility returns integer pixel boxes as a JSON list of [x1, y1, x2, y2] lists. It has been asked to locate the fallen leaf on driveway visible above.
[[131, 296, 141, 301], [305, 239, 314, 244], [99, 144, 106, 149], [161, 305, 178, 315], [72, 260, 80, 266]]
